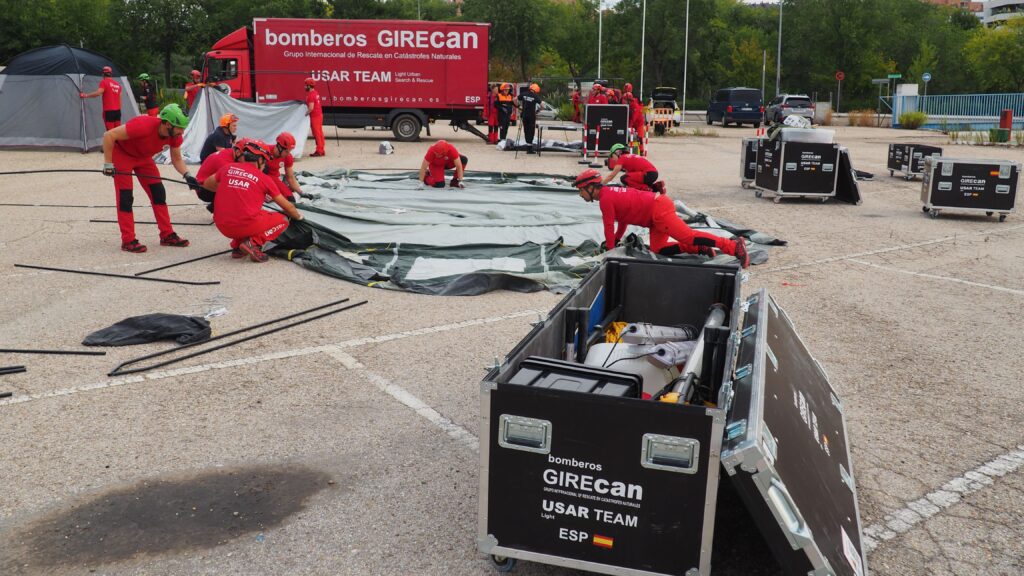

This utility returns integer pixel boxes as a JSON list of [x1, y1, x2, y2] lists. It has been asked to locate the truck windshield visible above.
[[207, 58, 238, 82]]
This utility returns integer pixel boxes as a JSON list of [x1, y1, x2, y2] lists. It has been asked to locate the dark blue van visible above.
[[707, 87, 763, 128]]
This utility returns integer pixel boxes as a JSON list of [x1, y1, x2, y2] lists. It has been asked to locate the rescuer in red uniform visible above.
[[419, 140, 467, 188], [101, 104, 193, 253], [587, 84, 608, 105], [184, 70, 203, 112], [573, 169, 749, 267], [137, 73, 159, 117], [622, 83, 647, 155], [202, 141, 304, 263], [603, 144, 663, 192], [305, 77, 325, 156], [571, 88, 581, 123], [192, 137, 251, 211], [487, 84, 500, 144], [80, 66, 123, 130], [266, 132, 303, 202]]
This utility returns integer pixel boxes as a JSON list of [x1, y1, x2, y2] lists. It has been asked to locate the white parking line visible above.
[[0, 309, 540, 407], [862, 444, 1024, 553], [849, 259, 1024, 296], [759, 223, 1024, 274]]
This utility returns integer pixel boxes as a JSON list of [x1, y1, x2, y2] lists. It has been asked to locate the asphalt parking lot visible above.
[[1, 121, 1022, 575]]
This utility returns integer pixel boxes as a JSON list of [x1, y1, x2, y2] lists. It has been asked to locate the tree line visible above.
[[3, 0, 1023, 109]]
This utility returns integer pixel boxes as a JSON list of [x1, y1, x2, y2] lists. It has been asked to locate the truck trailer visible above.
[[202, 18, 490, 141]]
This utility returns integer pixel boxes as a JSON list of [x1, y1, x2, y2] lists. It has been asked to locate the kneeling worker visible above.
[[192, 137, 251, 210], [574, 169, 749, 268], [267, 132, 303, 201], [202, 141, 304, 263], [603, 143, 663, 193], [419, 140, 467, 188]]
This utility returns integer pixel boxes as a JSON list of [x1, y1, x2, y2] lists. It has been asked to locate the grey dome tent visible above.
[[0, 44, 138, 151]]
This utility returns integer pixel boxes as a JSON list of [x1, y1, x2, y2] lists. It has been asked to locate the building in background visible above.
[[983, 0, 1024, 25]]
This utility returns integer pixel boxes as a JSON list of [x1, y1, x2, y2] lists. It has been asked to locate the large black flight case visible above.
[[921, 156, 1019, 221], [584, 104, 630, 155], [478, 257, 868, 576], [887, 143, 942, 180], [741, 137, 763, 188], [754, 136, 841, 203]]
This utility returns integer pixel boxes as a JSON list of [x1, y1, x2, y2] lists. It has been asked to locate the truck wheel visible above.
[[490, 555, 517, 573], [392, 114, 422, 142], [706, 114, 712, 126], [1000, 214, 1007, 222]]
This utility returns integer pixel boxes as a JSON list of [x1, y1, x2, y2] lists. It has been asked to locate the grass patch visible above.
[[898, 111, 928, 130]]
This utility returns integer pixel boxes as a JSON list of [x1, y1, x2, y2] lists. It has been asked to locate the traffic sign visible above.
[[922, 72, 932, 83], [871, 78, 889, 85], [887, 73, 902, 79], [836, 71, 845, 82]]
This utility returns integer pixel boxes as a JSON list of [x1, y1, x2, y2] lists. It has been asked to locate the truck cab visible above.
[[202, 27, 253, 100]]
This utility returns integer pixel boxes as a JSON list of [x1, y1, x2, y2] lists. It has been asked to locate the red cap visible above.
[[102, 66, 112, 75]]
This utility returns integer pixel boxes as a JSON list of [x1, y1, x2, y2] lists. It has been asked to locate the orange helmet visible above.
[[219, 113, 239, 127], [573, 169, 602, 189], [530, 83, 540, 93], [500, 83, 511, 90], [276, 132, 296, 150], [304, 77, 316, 87]]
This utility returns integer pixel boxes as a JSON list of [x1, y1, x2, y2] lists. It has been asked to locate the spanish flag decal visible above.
[[991, 170, 1001, 176], [593, 534, 614, 549]]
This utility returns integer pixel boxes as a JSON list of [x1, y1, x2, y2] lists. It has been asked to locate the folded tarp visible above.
[[270, 169, 786, 295], [155, 87, 310, 165], [83, 314, 211, 346]]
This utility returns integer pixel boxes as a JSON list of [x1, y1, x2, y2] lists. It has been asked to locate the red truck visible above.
[[202, 18, 490, 141]]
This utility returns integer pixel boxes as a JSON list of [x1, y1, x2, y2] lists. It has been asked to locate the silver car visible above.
[[766, 94, 815, 125]]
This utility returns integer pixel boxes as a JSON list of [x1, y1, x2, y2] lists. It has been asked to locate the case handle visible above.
[[766, 477, 811, 545]]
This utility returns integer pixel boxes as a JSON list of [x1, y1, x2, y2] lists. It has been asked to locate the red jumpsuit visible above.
[[195, 147, 235, 203], [184, 81, 202, 111], [487, 90, 499, 144], [112, 116, 182, 244], [628, 96, 647, 155], [614, 154, 658, 190], [571, 91, 581, 123], [212, 163, 289, 249], [306, 88, 325, 155], [100, 77, 123, 130], [266, 152, 296, 201], [598, 186, 740, 257], [423, 141, 467, 187]]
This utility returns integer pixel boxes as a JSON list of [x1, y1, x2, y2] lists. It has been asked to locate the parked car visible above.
[[706, 87, 763, 128], [644, 86, 682, 126], [766, 94, 815, 125], [537, 101, 558, 121]]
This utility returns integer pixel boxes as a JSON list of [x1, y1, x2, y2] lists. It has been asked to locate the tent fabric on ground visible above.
[[269, 169, 786, 296], [156, 87, 310, 165], [496, 138, 584, 153], [0, 44, 138, 151]]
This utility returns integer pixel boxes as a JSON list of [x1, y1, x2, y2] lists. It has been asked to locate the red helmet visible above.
[[304, 77, 316, 87], [573, 169, 602, 189], [233, 137, 252, 153], [623, 83, 633, 93], [191, 69, 201, 78], [276, 132, 296, 150], [102, 66, 112, 75], [243, 140, 272, 163]]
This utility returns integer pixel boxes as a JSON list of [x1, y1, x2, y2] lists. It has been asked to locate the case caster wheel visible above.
[[755, 190, 762, 198], [820, 197, 828, 203], [999, 214, 1007, 222], [986, 211, 993, 216], [889, 170, 894, 177], [922, 206, 929, 213], [904, 175, 913, 181], [741, 181, 750, 189], [773, 196, 782, 204], [490, 555, 517, 573], [929, 209, 939, 219]]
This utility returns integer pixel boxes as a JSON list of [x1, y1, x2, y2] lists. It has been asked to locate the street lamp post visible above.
[[640, 0, 647, 99], [596, 3, 603, 79], [682, 0, 690, 124], [775, 1, 783, 96]]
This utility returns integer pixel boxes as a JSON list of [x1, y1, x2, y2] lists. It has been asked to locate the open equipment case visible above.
[[478, 258, 868, 576], [921, 156, 1019, 221], [741, 137, 763, 188], [887, 143, 942, 181]]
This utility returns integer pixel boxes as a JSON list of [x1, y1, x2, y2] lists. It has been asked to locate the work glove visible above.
[[450, 178, 464, 189], [183, 173, 200, 192], [102, 163, 115, 177]]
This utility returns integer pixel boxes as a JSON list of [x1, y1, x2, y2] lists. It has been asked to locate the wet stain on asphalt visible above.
[[1, 465, 334, 573]]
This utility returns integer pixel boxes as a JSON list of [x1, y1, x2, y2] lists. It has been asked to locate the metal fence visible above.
[[891, 92, 1024, 129]]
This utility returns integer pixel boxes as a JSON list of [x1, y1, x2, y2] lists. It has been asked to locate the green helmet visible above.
[[158, 103, 189, 128], [608, 143, 627, 156], [137, 73, 151, 81]]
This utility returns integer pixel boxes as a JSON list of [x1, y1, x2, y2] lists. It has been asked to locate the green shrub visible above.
[[557, 101, 574, 122], [899, 111, 928, 130], [157, 88, 187, 110]]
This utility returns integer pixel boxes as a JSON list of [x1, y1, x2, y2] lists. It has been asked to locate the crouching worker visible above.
[[573, 169, 749, 268], [192, 137, 251, 211], [202, 141, 304, 263], [603, 143, 664, 193], [267, 132, 303, 201], [419, 140, 467, 188]]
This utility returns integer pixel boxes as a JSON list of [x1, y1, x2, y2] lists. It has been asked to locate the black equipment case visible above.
[[754, 138, 841, 203], [478, 258, 869, 576], [741, 137, 763, 188], [920, 156, 1019, 221], [584, 104, 630, 154], [887, 143, 942, 180]]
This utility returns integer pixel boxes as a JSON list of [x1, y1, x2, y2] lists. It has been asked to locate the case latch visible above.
[[641, 434, 700, 474], [498, 415, 552, 454]]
